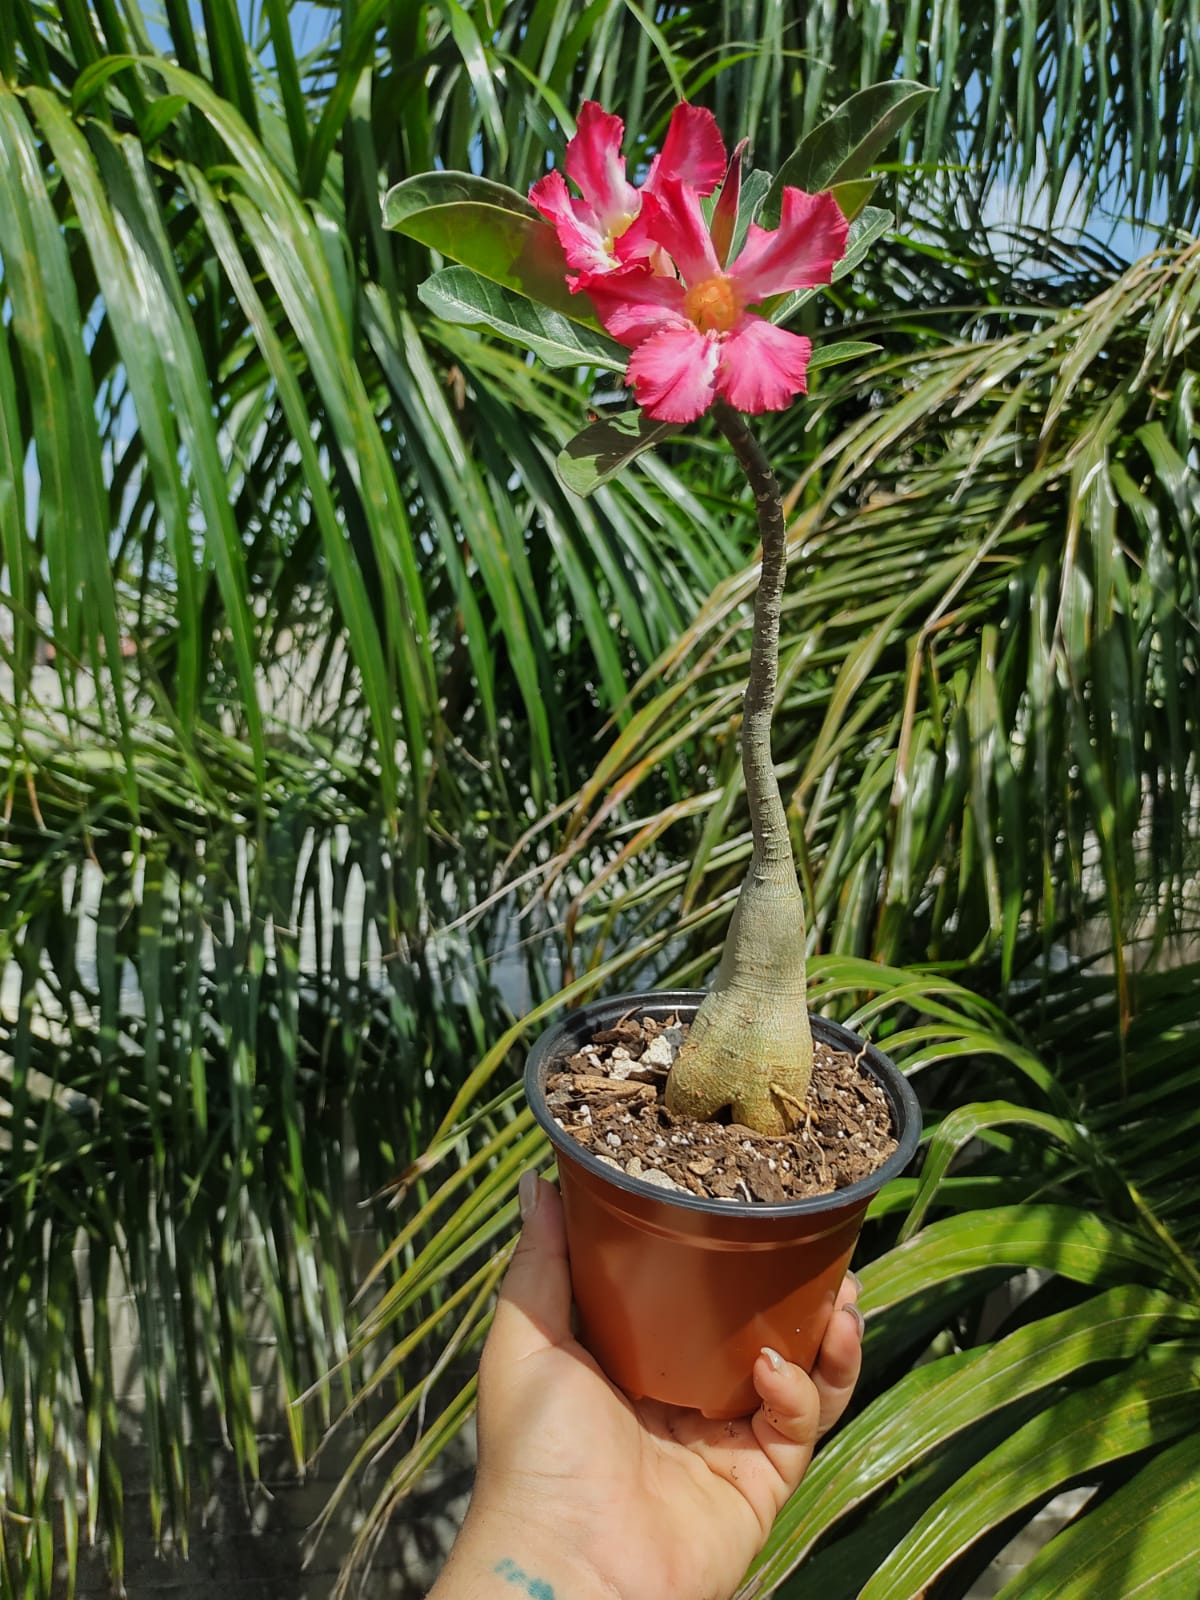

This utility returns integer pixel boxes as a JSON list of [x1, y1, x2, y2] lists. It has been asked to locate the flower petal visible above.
[[529, 170, 615, 273], [709, 139, 748, 267], [565, 101, 640, 229], [644, 175, 720, 285], [627, 325, 720, 422], [716, 316, 813, 413], [730, 188, 850, 303], [611, 201, 660, 267], [645, 102, 726, 197], [581, 270, 689, 349]]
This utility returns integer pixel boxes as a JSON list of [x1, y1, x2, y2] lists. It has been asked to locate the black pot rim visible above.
[[525, 989, 923, 1221]]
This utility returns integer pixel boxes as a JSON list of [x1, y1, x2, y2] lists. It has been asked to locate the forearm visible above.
[[429, 1512, 624, 1600]]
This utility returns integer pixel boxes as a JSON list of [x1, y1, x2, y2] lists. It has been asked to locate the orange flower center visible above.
[[684, 273, 739, 334]]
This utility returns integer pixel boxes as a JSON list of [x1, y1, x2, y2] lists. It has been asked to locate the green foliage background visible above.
[[1, 2, 1198, 1596]]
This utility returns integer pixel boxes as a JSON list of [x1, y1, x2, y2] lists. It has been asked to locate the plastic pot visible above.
[[525, 990, 921, 1418]]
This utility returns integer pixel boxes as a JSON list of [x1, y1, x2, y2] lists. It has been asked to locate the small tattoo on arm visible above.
[[494, 1556, 556, 1599]]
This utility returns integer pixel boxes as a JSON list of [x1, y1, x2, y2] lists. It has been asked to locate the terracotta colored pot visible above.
[[526, 990, 921, 1418]]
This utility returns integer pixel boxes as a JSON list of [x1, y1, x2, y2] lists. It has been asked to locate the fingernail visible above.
[[518, 1170, 539, 1222], [843, 1303, 865, 1340], [848, 1270, 863, 1295], [761, 1345, 784, 1372]]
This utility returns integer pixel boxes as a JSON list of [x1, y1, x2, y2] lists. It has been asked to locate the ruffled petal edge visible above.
[[628, 324, 720, 422], [716, 317, 813, 413], [645, 102, 726, 197], [731, 189, 850, 304]]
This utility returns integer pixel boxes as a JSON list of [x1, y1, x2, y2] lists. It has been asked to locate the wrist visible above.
[[429, 1508, 626, 1600]]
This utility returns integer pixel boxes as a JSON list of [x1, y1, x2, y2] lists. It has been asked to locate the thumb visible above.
[[487, 1173, 573, 1363]]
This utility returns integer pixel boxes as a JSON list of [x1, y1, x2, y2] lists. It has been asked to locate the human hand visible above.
[[429, 1173, 863, 1600]]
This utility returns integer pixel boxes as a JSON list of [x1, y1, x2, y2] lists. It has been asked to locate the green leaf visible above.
[[808, 340, 881, 373], [418, 267, 627, 371], [556, 410, 681, 497], [836, 204, 895, 278], [728, 166, 773, 262], [746, 1285, 1197, 1593], [999, 1431, 1200, 1599], [32, 97, 202, 738], [898, 1101, 1094, 1241], [138, 92, 188, 145], [764, 80, 933, 218], [773, 1413, 1028, 1600], [383, 169, 540, 225], [383, 171, 585, 322], [69, 54, 135, 111], [859, 1350, 1200, 1598], [432, 0, 508, 166], [0, 88, 140, 806], [863, 1205, 1171, 1316], [827, 176, 879, 220]]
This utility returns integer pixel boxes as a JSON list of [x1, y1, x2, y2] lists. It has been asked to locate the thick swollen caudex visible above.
[[665, 854, 813, 1134], [664, 400, 814, 1137]]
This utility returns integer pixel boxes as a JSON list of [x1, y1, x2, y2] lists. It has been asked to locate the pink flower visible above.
[[581, 177, 850, 423], [529, 101, 725, 279]]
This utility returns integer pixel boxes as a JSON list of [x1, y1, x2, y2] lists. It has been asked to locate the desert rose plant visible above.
[[385, 87, 924, 1136]]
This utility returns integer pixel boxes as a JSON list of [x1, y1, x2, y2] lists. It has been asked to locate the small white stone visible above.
[[596, 1154, 621, 1172], [625, 1156, 644, 1178], [608, 1045, 636, 1080], [641, 1034, 678, 1068], [606, 1131, 622, 1149], [640, 1167, 680, 1192]]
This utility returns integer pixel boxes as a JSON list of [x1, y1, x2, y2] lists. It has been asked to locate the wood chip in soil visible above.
[[546, 1010, 899, 1203]]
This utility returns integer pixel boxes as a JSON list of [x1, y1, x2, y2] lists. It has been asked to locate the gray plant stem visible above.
[[663, 401, 814, 1136], [712, 398, 792, 870]]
